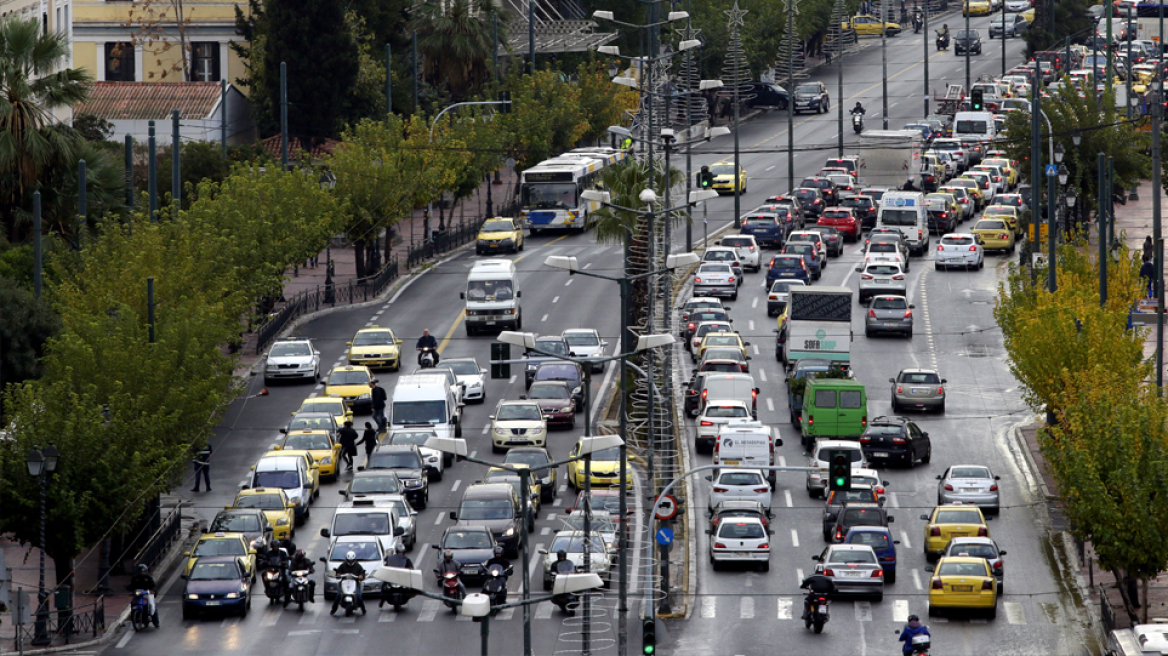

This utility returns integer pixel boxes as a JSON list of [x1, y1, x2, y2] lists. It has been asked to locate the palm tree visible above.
[[410, 0, 502, 100], [0, 18, 93, 241]]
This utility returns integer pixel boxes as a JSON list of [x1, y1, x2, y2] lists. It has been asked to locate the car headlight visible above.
[[426, 455, 439, 464], [187, 593, 199, 600], [469, 381, 483, 389], [276, 518, 289, 526], [320, 456, 332, 465], [572, 387, 582, 395], [225, 592, 239, 599], [404, 479, 423, 488], [504, 527, 515, 537], [266, 364, 279, 370], [527, 363, 538, 371], [560, 405, 573, 412], [494, 428, 508, 435], [288, 496, 302, 506]]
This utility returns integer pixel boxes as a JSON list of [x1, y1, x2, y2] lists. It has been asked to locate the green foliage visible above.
[[156, 142, 232, 207], [72, 115, 114, 143], [410, 0, 502, 101], [33, 140, 127, 242], [0, 276, 59, 388], [495, 70, 591, 170], [1023, 0, 1091, 55], [574, 61, 641, 143]]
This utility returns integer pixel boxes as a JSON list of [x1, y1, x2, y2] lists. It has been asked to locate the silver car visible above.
[[437, 358, 487, 404], [263, 337, 320, 384], [944, 536, 1006, 590], [694, 263, 738, 300], [812, 544, 884, 600], [936, 465, 1001, 513], [767, 279, 806, 317], [865, 295, 914, 338], [890, 368, 946, 412], [562, 328, 609, 373]]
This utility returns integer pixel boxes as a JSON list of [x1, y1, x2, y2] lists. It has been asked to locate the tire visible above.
[[813, 617, 825, 634], [731, 293, 738, 301], [132, 608, 147, 631], [543, 577, 553, 591], [711, 559, 722, 572], [455, 421, 462, 438], [891, 398, 900, 413], [922, 446, 932, 463], [433, 468, 444, 482], [938, 401, 945, 414], [979, 258, 985, 269], [873, 592, 883, 603], [240, 598, 250, 618], [935, 263, 942, 271], [182, 605, 196, 621], [928, 603, 938, 617], [987, 604, 997, 620], [491, 443, 503, 454], [906, 327, 913, 339]]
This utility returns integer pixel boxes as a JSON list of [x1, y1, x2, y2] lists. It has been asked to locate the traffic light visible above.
[[698, 166, 715, 189], [498, 90, 512, 113], [490, 342, 510, 379], [971, 88, 984, 111], [828, 448, 852, 492], [642, 616, 657, 655]]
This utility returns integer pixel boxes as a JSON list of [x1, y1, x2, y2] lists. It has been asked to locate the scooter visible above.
[[262, 567, 286, 604], [417, 347, 437, 369], [805, 594, 830, 634], [936, 31, 949, 51], [894, 630, 931, 654], [381, 582, 415, 612], [289, 569, 313, 609], [130, 590, 155, 631], [336, 573, 363, 617], [481, 564, 513, 614], [852, 113, 864, 134], [912, 14, 923, 33], [440, 571, 464, 612], [549, 564, 580, 615]]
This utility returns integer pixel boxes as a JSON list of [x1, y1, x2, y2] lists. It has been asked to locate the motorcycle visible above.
[[417, 347, 437, 369], [549, 564, 580, 615], [482, 564, 513, 614], [440, 571, 465, 612], [130, 590, 155, 631], [936, 31, 949, 51], [894, 630, 931, 655], [336, 573, 363, 617], [262, 567, 286, 605], [289, 569, 312, 609], [381, 582, 415, 612], [805, 594, 830, 634], [912, 14, 923, 33], [852, 113, 864, 134]]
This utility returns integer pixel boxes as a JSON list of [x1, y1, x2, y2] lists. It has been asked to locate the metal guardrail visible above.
[[133, 506, 182, 573], [1100, 583, 1118, 632], [11, 596, 105, 649], [406, 222, 480, 269]]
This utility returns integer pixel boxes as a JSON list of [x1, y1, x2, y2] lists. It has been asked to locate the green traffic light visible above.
[[644, 648, 655, 655], [835, 477, 845, 487]]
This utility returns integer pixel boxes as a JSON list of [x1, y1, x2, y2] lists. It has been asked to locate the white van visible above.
[[875, 191, 929, 256], [320, 497, 403, 554], [952, 111, 996, 143], [715, 421, 782, 485], [390, 373, 464, 439], [462, 260, 521, 335], [699, 373, 760, 419]]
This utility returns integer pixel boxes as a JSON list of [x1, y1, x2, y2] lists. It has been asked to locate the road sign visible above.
[[1027, 222, 1049, 242], [1045, 164, 1058, 177], [656, 527, 674, 546], [654, 494, 678, 520]]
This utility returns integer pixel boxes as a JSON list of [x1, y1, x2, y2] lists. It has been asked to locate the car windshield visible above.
[[522, 183, 576, 210], [392, 401, 447, 424], [194, 539, 245, 557], [562, 514, 617, 532], [388, 431, 435, 447], [585, 447, 621, 462], [829, 548, 876, 564], [253, 471, 300, 489], [497, 404, 543, 421], [943, 236, 975, 246], [349, 474, 400, 494], [445, 530, 495, 549], [795, 190, 818, 200], [235, 494, 285, 510], [872, 297, 907, 309], [284, 433, 331, 450], [795, 84, 820, 94], [773, 257, 804, 268], [785, 244, 814, 255], [718, 522, 766, 539], [706, 405, 749, 418], [719, 471, 764, 486], [950, 466, 991, 479], [564, 332, 600, 346], [466, 280, 514, 301], [328, 541, 380, 561], [843, 508, 884, 526], [745, 215, 777, 225], [710, 164, 737, 175], [577, 493, 622, 513], [369, 452, 422, 470], [880, 210, 918, 226], [831, 490, 877, 504], [211, 514, 262, 533], [721, 237, 753, 248], [301, 400, 344, 417], [696, 324, 731, 338], [703, 348, 744, 361], [938, 561, 988, 576], [977, 221, 1007, 231], [534, 341, 569, 356], [352, 331, 395, 346], [440, 361, 479, 376], [459, 500, 514, 520], [770, 281, 805, 292], [869, 243, 897, 253], [936, 510, 984, 524], [536, 364, 578, 381], [866, 265, 900, 275], [866, 425, 906, 437], [481, 221, 514, 233], [505, 451, 550, 468], [271, 342, 312, 357], [849, 531, 891, 550], [551, 535, 606, 554], [901, 372, 940, 384], [289, 415, 334, 432], [817, 448, 862, 463], [329, 370, 370, 385], [334, 512, 391, 536], [189, 561, 240, 581], [706, 251, 737, 262], [704, 335, 740, 347], [487, 474, 524, 498], [528, 384, 570, 400], [952, 543, 997, 558]]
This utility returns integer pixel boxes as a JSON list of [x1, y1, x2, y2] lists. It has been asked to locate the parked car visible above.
[[744, 81, 789, 109]]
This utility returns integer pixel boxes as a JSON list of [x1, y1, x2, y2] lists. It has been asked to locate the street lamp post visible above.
[[27, 445, 60, 646], [964, 4, 971, 92], [1048, 144, 1066, 293], [882, 0, 890, 128]]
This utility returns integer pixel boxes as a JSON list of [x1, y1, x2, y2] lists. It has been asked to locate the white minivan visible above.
[[390, 373, 464, 438], [952, 111, 996, 143], [875, 191, 929, 256], [715, 421, 782, 485], [320, 497, 404, 555]]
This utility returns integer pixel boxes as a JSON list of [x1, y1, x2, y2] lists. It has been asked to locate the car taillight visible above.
[[940, 212, 948, 218], [807, 415, 814, 425], [814, 199, 822, 205], [982, 579, 994, 590], [969, 245, 977, 251], [861, 274, 873, 280], [871, 569, 884, 578], [930, 526, 941, 536], [944, 483, 954, 491], [896, 385, 903, 393], [859, 435, 871, 444], [932, 578, 944, 589], [994, 560, 1003, 570], [695, 277, 702, 283], [835, 529, 843, 540], [702, 389, 708, 401], [893, 274, 905, 280], [754, 487, 770, 493], [749, 246, 756, 251], [861, 416, 866, 426], [713, 487, 728, 493], [937, 387, 944, 394], [978, 527, 988, 537], [700, 420, 714, 427], [728, 277, 736, 283], [733, 262, 740, 267], [937, 244, 944, 251], [880, 556, 895, 562], [918, 230, 923, 240], [824, 568, 835, 577], [892, 437, 906, 445], [868, 309, 877, 319], [990, 483, 998, 491], [688, 322, 695, 331], [758, 543, 769, 549], [714, 542, 727, 549], [999, 233, 1009, 240], [905, 310, 913, 319]]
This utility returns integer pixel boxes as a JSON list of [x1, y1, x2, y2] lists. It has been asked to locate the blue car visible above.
[[765, 255, 810, 286], [741, 212, 789, 248], [845, 527, 899, 584], [781, 243, 822, 281], [182, 556, 252, 619]]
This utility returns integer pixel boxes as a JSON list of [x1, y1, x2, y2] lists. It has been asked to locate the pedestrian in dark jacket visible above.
[[358, 422, 378, 467], [1145, 236, 1155, 262], [370, 379, 388, 432], [191, 443, 212, 492], [337, 421, 359, 471], [1141, 254, 1156, 297]]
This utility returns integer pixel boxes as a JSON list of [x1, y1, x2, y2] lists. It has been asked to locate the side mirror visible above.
[[705, 529, 713, 535], [994, 475, 1001, 480], [855, 266, 862, 272], [516, 290, 522, 298], [449, 511, 458, 521], [346, 342, 353, 347], [935, 475, 942, 480], [998, 549, 1007, 555], [394, 526, 404, 537], [705, 476, 713, 481], [320, 528, 331, 538], [811, 555, 821, 562], [941, 378, 948, 384], [909, 304, 915, 309], [459, 292, 466, 300], [273, 446, 283, 451], [888, 378, 896, 384], [893, 540, 901, 545], [431, 544, 441, 550], [183, 550, 191, 556], [180, 574, 189, 580], [279, 428, 287, 434], [319, 557, 327, 563], [887, 516, 895, 523], [538, 548, 548, 555], [920, 514, 929, 521], [924, 566, 935, 573]]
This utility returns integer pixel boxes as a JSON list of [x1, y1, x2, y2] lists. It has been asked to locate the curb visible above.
[[1011, 424, 1055, 500]]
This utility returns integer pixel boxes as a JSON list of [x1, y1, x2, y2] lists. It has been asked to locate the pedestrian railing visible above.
[[10, 596, 105, 650], [1099, 583, 1117, 632], [406, 222, 480, 269], [133, 506, 182, 573]]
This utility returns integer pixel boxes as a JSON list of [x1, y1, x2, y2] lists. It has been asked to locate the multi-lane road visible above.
[[100, 10, 1096, 656]]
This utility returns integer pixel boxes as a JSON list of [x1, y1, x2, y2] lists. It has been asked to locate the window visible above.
[[813, 390, 837, 408], [105, 42, 134, 81], [840, 390, 863, 409], [191, 42, 221, 81]]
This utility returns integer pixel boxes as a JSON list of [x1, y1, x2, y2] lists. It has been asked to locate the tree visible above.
[[155, 142, 232, 207], [0, 18, 93, 242], [0, 276, 59, 389], [495, 70, 591, 170], [34, 140, 127, 242], [575, 61, 640, 143], [122, 0, 193, 80], [410, 0, 502, 101], [1024, 0, 1091, 55], [73, 115, 114, 143]]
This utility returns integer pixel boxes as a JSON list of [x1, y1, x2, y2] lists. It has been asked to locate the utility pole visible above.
[[1154, 82, 1163, 392], [78, 159, 87, 249], [124, 135, 134, 208], [413, 30, 419, 114], [1000, 0, 1006, 77], [684, 3, 695, 252], [280, 62, 288, 170], [964, 5, 971, 92], [220, 79, 227, 156], [528, 0, 535, 73], [787, 0, 795, 192], [1029, 78, 1041, 285], [923, 0, 930, 116], [1047, 166, 1057, 293], [172, 108, 181, 214], [386, 44, 393, 117], [1099, 151, 1107, 305], [882, 0, 889, 128], [837, 24, 844, 156], [1106, 1, 1114, 96], [148, 120, 158, 222]]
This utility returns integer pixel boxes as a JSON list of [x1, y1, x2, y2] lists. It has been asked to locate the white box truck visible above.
[[782, 286, 853, 370], [856, 130, 920, 189]]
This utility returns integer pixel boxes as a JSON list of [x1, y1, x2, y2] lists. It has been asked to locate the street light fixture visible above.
[[27, 444, 60, 646], [1054, 143, 1065, 164], [1058, 164, 1069, 186]]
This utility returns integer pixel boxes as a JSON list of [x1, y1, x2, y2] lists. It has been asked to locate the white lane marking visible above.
[[779, 456, 786, 467], [766, 398, 775, 412], [758, 369, 767, 382], [298, 602, 322, 625], [752, 297, 758, 308], [749, 320, 755, 331], [740, 597, 755, 619], [541, 314, 549, 322], [765, 165, 776, 172], [434, 514, 444, 525], [418, 599, 440, 622], [238, 479, 248, 488], [932, 616, 949, 623], [497, 607, 515, 621], [529, 543, 545, 585], [115, 630, 134, 649], [469, 450, 477, 458], [583, 263, 593, 270], [855, 600, 872, 621], [456, 613, 472, 622], [541, 527, 550, 535], [552, 296, 560, 303], [375, 310, 385, 316], [1005, 601, 1026, 624], [509, 375, 516, 384], [565, 279, 573, 286], [481, 425, 489, 435], [552, 498, 561, 507], [701, 597, 716, 618], [378, 611, 396, 622], [365, 321, 374, 327], [535, 601, 553, 619], [753, 344, 760, 355], [900, 531, 912, 550], [791, 529, 800, 547], [220, 617, 240, 627], [893, 599, 910, 623], [546, 513, 556, 521], [796, 568, 805, 585], [912, 569, 923, 590], [260, 606, 282, 626], [288, 629, 321, 636], [784, 490, 793, 508], [888, 492, 900, 508], [451, 480, 461, 492], [777, 597, 793, 619], [314, 384, 323, 391]]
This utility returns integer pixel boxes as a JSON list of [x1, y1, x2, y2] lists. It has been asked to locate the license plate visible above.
[[911, 387, 929, 393], [206, 601, 220, 606], [841, 570, 864, 577], [962, 488, 980, 493], [723, 460, 740, 466], [486, 321, 497, 325], [877, 279, 891, 284], [873, 452, 889, 458], [952, 585, 973, 592], [489, 244, 499, 248]]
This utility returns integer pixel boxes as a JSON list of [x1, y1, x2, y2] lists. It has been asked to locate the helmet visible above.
[[137, 564, 149, 575], [295, 549, 305, 559], [395, 543, 406, 554], [943, 23, 948, 28], [444, 549, 454, 560], [254, 538, 267, 552], [907, 614, 920, 622], [556, 549, 568, 560], [345, 551, 357, 564], [494, 546, 504, 556]]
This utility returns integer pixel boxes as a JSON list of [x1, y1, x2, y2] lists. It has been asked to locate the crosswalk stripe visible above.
[[701, 597, 716, 618], [418, 599, 440, 622], [260, 606, 281, 627], [455, 613, 472, 621], [1004, 601, 1026, 624], [497, 607, 516, 621], [777, 597, 793, 620], [893, 599, 910, 623], [535, 601, 553, 619], [854, 600, 872, 622], [298, 603, 321, 625], [740, 597, 755, 619], [378, 611, 396, 622]]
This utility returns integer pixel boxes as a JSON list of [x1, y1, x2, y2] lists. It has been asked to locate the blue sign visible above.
[[1046, 164, 1058, 177], [656, 527, 674, 546]]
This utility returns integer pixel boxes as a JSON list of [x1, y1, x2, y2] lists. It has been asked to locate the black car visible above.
[[755, 202, 804, 231], [524, 336, 572, 387], [828, 503, 893, 543], [792, 81, 829, 114], [744, 81, 789, 109], [858, 416, 932, 468], [683, 309, 732, 341], [800, 177, 839, 206], [793, 188, 826, 218], [954, 29, 982, 55], [366, 445, 429, 509], [531, 361, 585, 408], [822, 488, 884, 541], [840, 195, 878, 228], [684, 372, 710, 416]]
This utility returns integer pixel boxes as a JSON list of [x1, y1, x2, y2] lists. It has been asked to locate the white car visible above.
[[812, 544, 885, 600], [787, 230, 828, 259], [540, 530, 612, 589], [807, 439, 868, 498], [856, 261, 907, 303], [1004, 0, 1028, 11], [490, 400, 548, 452], [935, 234, 985, 271], [851, 468, 889, 504], [263, 337, 321, 384], [322, 536, 385, 598], [437, 358, 487, 404], [708, 515, 771, 571], [562, 328, 609, 373], [696, 401, 754, 445], [718, 235, 762, 272], [766, 279, 806, 317], [693, 264, 738, 300], [862, 242, 909, 270], [702, 247, 745, 281], [706, 467, 772, 512], [384, 428, 447, 479]]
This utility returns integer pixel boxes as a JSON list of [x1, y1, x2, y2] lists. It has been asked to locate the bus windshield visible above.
[[522, 183, 577, 210]]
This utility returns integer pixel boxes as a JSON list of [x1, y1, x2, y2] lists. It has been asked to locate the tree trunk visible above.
[[354, 239, 367, 278], [1143, 576, 1149, 624]]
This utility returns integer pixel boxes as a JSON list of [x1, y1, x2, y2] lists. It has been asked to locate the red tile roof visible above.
[[260, 135, 340, 159], [75, 82, 223, 120]]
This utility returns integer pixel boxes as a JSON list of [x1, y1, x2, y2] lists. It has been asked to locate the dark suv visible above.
[[740, 212, 790, 248], [744, 81, 789, 109], [954, 29, 982, 55], [858, 416, 932, 468], [792, 81, 829, 114], [829, 503, 893, 543], [793, 188, 826, 218], [800, 177, 839, 206]]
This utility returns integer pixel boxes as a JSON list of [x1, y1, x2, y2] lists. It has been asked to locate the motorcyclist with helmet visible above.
[[484, 546, 512, 575], [799, 570, 836, 621], [898, 614, 932, 655], [436, 549, 467, 596], [129, 564, 160, 628], [550, 549, 578, 616], [380, 543, 415, 608], [416, 329, 439, 366], [330, 551, 367, 616], [289, 549, 316, 603]]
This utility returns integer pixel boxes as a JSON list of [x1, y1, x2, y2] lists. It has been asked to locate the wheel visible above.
[[518, 240, 525, 252], [805, 616, 813, 629], [906, 327, 912, 339], [922, 446, 932, 463], [455, 421, 462, 438], [491, 443, 502, 454], [813, 617, 825, 633], [543, 577, 553, 591], [711, 559, 722, 571], [433, 468, 444, 482], [935, 263, 942, 271], [928, 603, 938, 617], [891, 398, 900, 412], [731, 293, 738, 301], [987, 604, 997, 620], [979, 258, 985, 269], [937, 401, 945, 414], [182, 605, 196, 621], [567, 417, 576, 430], [873, 592, 883, 603], [132, 608, 147, 631]]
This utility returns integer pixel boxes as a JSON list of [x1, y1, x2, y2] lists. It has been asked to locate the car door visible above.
[[909, 423, 929, 459], [809, 388, 839, 436]]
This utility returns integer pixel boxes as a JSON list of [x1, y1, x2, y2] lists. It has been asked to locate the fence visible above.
[[253, 257, 401, 355], [133, 506, 182, 573], [406, 222, 480, 269], [11, 596, 105, 650], [1099, 583, 1118, 632]]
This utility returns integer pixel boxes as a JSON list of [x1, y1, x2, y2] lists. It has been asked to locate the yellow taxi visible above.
[[278, 429, 341, 482], [346, 326, 403, 371], [232, 488, 295, 541], [1021, 7, 1035, 22], [971, 218, 1016, 254], [567, 439, 625, 490], [295, 396, 353, 428], [259, 449, 321, 501], [981, 158, 1018, 188], [486, 464, 542, 515], [323, 365, 374, 413], [926, 556, 999, 618], [982, 205, 1021, 235], [920, 504, 991, 560], [709, 162, 748, 195], [475, 217, 525, 255], [964, 0, 992, 14], [924, 192, 962, 222], [843, 14, 901, 35], [945, 178, 985, 209], [695, 331, 750, 364], [183, 532, 257, 580]]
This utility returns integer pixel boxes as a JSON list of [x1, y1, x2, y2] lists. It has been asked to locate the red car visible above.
[[818, 208, 860, 241], [522, 380, 576, 428]]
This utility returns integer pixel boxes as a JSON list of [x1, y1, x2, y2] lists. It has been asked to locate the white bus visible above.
[[519, 148, 625, 233]]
